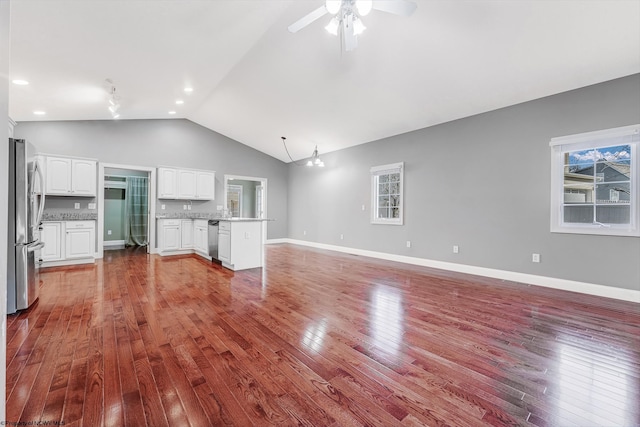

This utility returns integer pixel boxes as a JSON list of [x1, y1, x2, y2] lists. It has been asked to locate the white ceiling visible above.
[[9, 0, 640, 163]]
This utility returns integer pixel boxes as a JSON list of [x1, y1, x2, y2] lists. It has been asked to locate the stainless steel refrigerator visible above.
[[7, 138, 45, 314]]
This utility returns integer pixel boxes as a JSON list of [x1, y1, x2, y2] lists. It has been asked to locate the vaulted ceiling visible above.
[[9, 0, 640, 162]]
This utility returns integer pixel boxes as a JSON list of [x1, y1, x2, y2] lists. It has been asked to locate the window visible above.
[[371, 162, 404, 225], [550, 124, 639, 236]]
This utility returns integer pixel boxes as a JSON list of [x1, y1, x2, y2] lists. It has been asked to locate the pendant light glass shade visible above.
[[325, 17, 340, 35], [325, 0, 342, 15], [356, 0, 373, 16]]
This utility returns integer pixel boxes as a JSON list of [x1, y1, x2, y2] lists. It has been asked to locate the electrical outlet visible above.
[[340, 234, 344, 240], [362, 204, 365, 211], [74, 203, 80, 209], [453, 245, 459, 254], [183, 204, 187, 210], [187, 205, 192, 210], [161, 204, 166, 210], [406, 241, 411, 248], [532, 253, 541, 263], [107, 230, 112, 235], [88, 203, 96, 210], [244, 232, 250, 239], [303, 230, 307, 236]]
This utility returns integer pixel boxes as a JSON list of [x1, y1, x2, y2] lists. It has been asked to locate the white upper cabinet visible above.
[[177, 170, 197, 199], [71, 159, 97, 196], [196, 171, 215, 200], [158, 167, 178, 199], [45, 156, 96, 196], [158, 167, 215, 200], [46, 157, 72, 194]]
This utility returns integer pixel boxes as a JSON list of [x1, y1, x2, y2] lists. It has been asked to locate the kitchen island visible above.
[[156, 213, 270, 271]]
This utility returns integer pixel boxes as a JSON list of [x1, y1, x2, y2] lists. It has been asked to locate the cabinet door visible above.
[[71, 159, 96, 196], [178, 170, 197, 199], [196, 171, 215, 200], [194, 225, 208, 253], [162, 225, 180, 251], [65, 228, 94, 259], [218, 231, 231, 263], [158, 168, 178, 199], [180, 220, 193, 249], [40, 222, 62, 261], [45, 157, 72, 195]]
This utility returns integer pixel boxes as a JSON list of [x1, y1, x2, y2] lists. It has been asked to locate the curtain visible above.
[[125, 176, 149, 246]]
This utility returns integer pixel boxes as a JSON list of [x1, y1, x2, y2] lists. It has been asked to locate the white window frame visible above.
[[549, 124, 639, 237], [371, 162, 404, 225]]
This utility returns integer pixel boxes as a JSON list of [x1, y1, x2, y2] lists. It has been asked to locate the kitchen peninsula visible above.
[[156, 213, 270, 271]]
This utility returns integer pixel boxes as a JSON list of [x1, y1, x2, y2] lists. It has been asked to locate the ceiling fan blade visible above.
[[372, 0, 417, 17], [288, 6, 329, 33]]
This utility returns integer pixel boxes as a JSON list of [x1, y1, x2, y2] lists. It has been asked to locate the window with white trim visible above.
[[371, 162, 404, 225], [550, 124, 639, 236]]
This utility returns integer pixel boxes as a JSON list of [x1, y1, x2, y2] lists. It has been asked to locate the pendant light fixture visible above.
[[281, 137, 325, 167]]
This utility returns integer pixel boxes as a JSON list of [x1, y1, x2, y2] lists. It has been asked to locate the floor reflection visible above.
[[301, 318, 328, 354], [556, 337, 637, 426], [370, 285, 404, 358]]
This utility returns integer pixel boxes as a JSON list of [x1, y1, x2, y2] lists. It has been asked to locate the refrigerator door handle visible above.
[[27, 241, 45, 253], [33, 159, 46, 226]]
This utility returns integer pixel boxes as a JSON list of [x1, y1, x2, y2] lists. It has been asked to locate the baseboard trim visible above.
[[104, 240, 125, 247], [277, 239, 639, 303]]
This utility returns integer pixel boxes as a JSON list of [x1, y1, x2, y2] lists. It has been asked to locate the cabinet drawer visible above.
[[65, 220, 95, 229], [219, 221, 231, 231], [162, 219, 181, 226]]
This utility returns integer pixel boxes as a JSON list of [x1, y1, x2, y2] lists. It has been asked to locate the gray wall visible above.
[[288, 74, 640, 291], [14, 119, 289, 239]]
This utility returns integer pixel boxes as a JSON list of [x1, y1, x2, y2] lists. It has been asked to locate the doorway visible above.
[[224, 174, 267, 239], [97, 163, 156, 259]]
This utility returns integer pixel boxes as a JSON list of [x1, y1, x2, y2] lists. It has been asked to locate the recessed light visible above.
[[33, 110, 46, 116], [168, 111, 176, 115], [12, 79, 29, 85], [175, 100, 184, 105], [183, 87, 193, 93]]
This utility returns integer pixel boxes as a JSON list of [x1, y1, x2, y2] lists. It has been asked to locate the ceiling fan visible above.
[[288, 0, 417, 51]]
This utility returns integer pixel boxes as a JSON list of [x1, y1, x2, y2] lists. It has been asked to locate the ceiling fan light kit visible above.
[[288, 0, 417, 51]]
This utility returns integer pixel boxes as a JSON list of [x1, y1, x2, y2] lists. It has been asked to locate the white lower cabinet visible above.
[[40, 222, 62, 262], [193, 220, 208, 255], [158, 218, 210, 259], [217, 221, 262, 271], [159, 220, 181, 251], [218, 224, 231, 263], [65, 221, 95, 259], [180, 219, 193, 249], [39, 220, 95, 267]]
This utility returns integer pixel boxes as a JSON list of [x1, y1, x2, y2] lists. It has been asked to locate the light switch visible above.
[[88, 203, 96, 210]]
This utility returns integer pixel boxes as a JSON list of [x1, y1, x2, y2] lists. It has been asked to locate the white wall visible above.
[[0, 0, 11, 420]]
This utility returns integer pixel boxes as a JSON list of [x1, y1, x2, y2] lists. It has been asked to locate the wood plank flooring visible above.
[[6, 244, 640, 426]]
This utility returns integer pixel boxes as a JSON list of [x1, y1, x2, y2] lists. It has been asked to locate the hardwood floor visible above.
[[6, 244, 640, 426]]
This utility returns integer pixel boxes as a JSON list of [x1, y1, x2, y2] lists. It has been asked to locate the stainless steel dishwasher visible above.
[[208, 220, 219, 260]]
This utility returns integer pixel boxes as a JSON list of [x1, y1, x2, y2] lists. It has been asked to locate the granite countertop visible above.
[[156, 212, 272, 221], [42, 211, 98, 221]]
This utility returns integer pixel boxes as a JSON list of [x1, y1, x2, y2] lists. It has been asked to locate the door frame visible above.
[[223, 174, 267, 241], [97, 163, 157, 259]]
